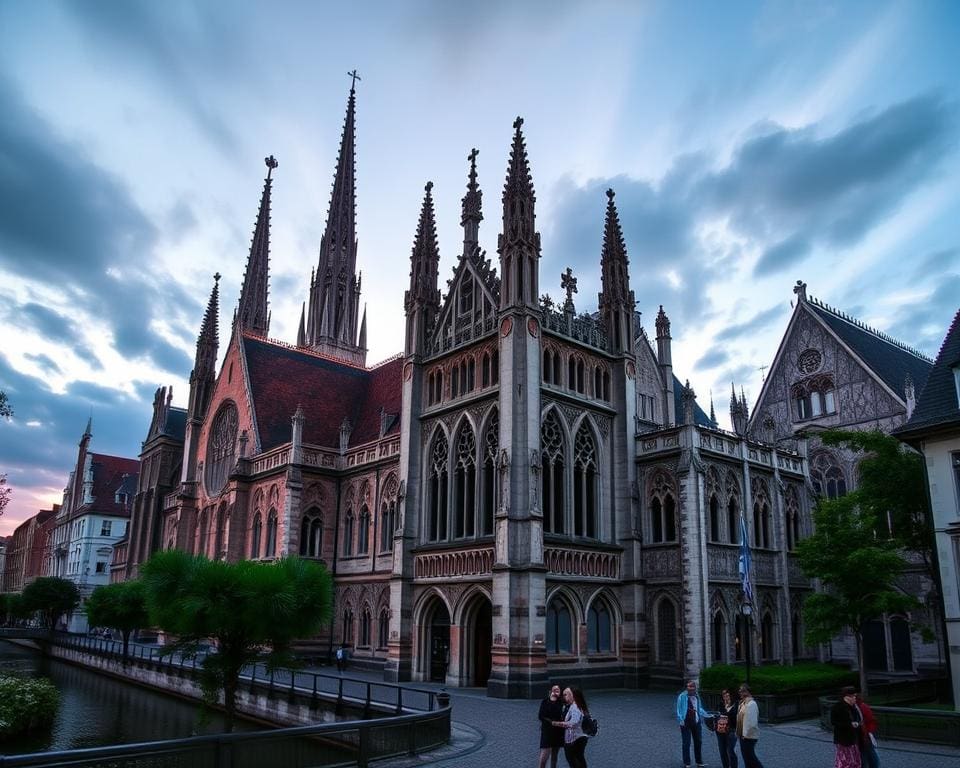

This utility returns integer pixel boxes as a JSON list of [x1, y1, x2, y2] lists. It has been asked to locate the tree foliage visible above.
[[0, 593, 29, 625], [0, 390, 11, 421], [797, 490, 919, 695], [140, 550, 334, 731], [85, 581, 149, 662], [21, 577, 81, 631], [0, 474, 11, 519], [0, 675, 59, 741], [818, 429, 933, 571]]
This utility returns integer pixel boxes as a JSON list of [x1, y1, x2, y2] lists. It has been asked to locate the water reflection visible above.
[[0, 640, 256, 755]]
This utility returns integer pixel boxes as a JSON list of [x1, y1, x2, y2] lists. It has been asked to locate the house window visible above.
[[100, 521, 112, 537], [95, 561, 107, 574], [545, 598, 573, 654], [300, 511, 323, 557]]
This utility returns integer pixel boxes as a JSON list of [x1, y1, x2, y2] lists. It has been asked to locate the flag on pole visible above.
[[738, 514, 754, 604]]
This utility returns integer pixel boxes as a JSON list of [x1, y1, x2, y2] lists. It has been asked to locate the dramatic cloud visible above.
[[0, 76, 198, 375], [696, 348, 730, 371], [714, 304, 786, 343]]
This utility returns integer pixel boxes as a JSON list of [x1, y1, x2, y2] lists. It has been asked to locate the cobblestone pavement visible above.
[[376, 683, 960, 768]]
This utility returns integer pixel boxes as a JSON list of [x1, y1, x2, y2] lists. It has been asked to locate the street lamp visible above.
[[740, 598, 753, 685]]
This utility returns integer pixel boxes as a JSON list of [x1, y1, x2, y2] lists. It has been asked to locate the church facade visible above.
[[123, 83, 822, 696]]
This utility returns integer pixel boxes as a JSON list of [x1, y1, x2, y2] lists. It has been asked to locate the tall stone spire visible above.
[[498, 117, 541, 310], [461, 148, 482, 258], [189, 273, 221, 424], [235, 156, 276, 338], [598, 188, 636, 354], [405, 181, 441, 357], [304, 76, 365, 365]]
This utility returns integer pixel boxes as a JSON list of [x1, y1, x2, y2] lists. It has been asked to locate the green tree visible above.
[[797, 492, 919, 695], [0, 474, 11, 519], [85, 581, 150, 662], [141, 551, 333, 731], [21, 577, 81, 631], [0, 390, 11, 420], [818, 429, 933, 572]]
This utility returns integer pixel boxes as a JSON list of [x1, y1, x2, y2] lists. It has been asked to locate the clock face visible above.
[[797, 349, 822, 375]]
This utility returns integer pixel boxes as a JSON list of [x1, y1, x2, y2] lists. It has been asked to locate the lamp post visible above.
[[740, 599, 753, 685]]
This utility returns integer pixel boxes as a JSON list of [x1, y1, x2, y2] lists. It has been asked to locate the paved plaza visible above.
[[377, 681, 960, 768]]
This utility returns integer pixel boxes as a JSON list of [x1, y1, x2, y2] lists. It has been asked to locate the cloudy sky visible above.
[[1, 0, 958, 535]]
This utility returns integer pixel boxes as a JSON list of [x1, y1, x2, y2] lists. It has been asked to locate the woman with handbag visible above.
[[715, 688, 739, 768], [553, 687, 591, 768]]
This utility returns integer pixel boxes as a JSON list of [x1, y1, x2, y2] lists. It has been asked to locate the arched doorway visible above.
[[890, 617, 913, 671], [461, 594, 492, 687], [863, 620, 887, 671], [422, 598, 450, 683]]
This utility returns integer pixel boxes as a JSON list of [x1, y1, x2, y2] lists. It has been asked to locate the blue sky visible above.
[[1, 0, 958, 534]]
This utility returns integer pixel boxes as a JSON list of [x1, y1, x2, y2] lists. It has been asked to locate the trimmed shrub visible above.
[[0, 675, 60, 740], [700, 663, 857, 695]]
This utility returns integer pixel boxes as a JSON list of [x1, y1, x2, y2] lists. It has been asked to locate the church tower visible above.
[[490, 117, 547, 697], [182, 273, 220, 488], [404, 182, 441, 357], [234, 156, 276, 338], [303, 76, 367, 366]]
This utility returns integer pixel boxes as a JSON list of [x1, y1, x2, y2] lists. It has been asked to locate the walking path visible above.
[[320, 667, 958, 768]]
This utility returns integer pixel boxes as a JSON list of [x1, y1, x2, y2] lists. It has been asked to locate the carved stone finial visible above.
[[606, 188, 615, 200], [425, 180, 433, 193], [513, 116, 524, 131], [561, 267, 578, 306], [469, 147, 479, 165], [793, 279, 807, 302], [214, 272, 221, 283]]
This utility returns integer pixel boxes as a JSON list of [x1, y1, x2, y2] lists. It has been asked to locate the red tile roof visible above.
[[242, 336, 402, 450], [82, 453, 140, 518]]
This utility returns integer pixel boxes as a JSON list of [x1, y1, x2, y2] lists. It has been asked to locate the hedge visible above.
[[0, 675, 60, 740], [699, 663, 857, 695]]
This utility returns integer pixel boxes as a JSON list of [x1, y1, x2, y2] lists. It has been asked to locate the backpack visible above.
[[581, 713, 599, 737]]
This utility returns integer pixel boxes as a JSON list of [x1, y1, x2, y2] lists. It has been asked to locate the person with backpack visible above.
[[552, 687, 592, 768], [676, 679, 711, 768], [335, 644, 347, 672], [537, 684, 565, 768]]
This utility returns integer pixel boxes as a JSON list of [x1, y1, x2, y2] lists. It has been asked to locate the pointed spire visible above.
[[83, 416, 92, 439], [709, 390, 717, 426], [461, 148, 483, 257], [406, 181, 441, 309], [297, 302, 306, 347], [655, 305, 671, 338], [304, 77, 364, 365], [196, 272, 221, 373], [730, 382, 739, 410], [501, 116, 537, 246], [600, 189, 629, 297], [358, 304, 367, 350], [236, 156, 276, 337]]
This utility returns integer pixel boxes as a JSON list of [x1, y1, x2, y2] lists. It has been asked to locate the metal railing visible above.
[[48, 632, 438, 714], [0, 706, 451, 768]]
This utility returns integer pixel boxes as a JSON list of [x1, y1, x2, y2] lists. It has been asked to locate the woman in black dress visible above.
[[715, 687, 739, 768], [537, 684, 565, 768]]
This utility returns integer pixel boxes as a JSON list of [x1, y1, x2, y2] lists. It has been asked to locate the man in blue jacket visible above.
[[676, 679, 710, 768]]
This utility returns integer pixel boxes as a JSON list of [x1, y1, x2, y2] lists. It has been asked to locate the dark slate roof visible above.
[[894, 307, 960, 439], [672, 374, 713, 427], [807, 298, 933, 398], [242, 336, 402, 451], [161, 407, 187, 441]]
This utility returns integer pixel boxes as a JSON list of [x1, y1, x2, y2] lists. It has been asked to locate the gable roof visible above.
[[806, 297, 933, 398], [894, 307, 960, 440], [160, 407, 187, 441], [85, 453, 140, 518], [242, 335, 402, 452], [672, 375, 714, 427]]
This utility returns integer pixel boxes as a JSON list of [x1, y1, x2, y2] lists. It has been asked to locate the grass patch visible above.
[[700, 663, 857, 695], [0, 674, 60, 741]]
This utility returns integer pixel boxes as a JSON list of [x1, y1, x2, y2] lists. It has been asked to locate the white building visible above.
[[53, 419, 138, 632]]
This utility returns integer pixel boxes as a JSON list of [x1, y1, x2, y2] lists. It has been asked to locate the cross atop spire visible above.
[[498, 116, 540, 309], [347, 69, 361, 92], [561, 267, 578, 311], [235, 157, 274, 338], [461, 148, 483, 257]]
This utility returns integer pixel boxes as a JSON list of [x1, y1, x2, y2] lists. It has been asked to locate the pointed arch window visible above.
[[481, 411, 498, 536], [198, 508, 209, 556], [785, 486, 801, 551], [360, 607, 372, 647], [380, 476, 399, 552], [300, 509, 323, 557], [358, 505, 370, 554], [649, 473, 677, 543], [492, 350, 499, 384], [594, 366, 602, 399], [250, 512, 262, 559], [214, 506, 228, 559], [712, 611, 727, 663], [343, 509, 355, 556], [573, 423, 598, 538], [378, 608, 390, 649], [543, 349, 553, 384], [568, 357, 576, 391], [454, 423, 477, 538], [709, 495, 721, 542], [265, 509, 278, 558], [657, 599, 678, 663], [587, 599, 612, 653], [577, 360, 585, 394], [451, 365, 460, 398], [752, 478, 772, 549], [727, 497, 739, 544], [204, 403, 238, 496], [482, 353, 491, 387], [428, 432, 449, 542], [545, 597, 573, 654], [541, 412, 566, 535], [342, 608, 354, 646], [761, 612, 775, 660], [811, 452, 847, 499]]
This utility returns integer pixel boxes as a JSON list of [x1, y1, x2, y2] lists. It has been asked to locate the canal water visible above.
[[0, 640, 257, 756]]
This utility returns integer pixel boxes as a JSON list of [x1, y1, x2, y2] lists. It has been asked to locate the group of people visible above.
[[537, 685, 593, 768], [676, 680, 763, 768], [830, 686, 880, 768]]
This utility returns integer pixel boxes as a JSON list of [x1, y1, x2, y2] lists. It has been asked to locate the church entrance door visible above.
[[461, 594, 492, 688], [427, 601, 450, 683]]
